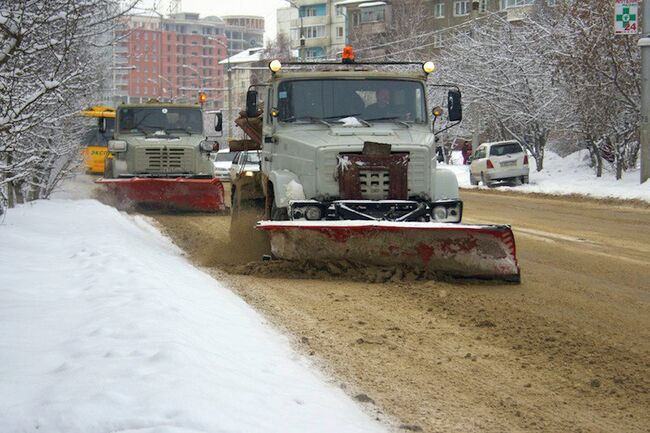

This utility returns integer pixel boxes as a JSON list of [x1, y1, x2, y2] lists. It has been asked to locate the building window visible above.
[[501, 0, 533, 9], [361, 5, 386, 23], [302, 26, 325, 39], [479, 0, 488, 12], [434, 2, 445, 18], [454, 1, 470, 16], [337, 26, 344, 38], [352, 11, 361, 26], [300, 4, 326, 17], [336, 5, 344, 16]]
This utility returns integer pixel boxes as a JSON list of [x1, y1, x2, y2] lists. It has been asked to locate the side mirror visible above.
[[215, 112, 223, 132], [98, 118, 107, 133], [447, 90, 462, 122], [246, 90, 258, 118]]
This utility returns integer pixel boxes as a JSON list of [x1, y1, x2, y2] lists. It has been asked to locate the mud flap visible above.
[[256, 221, 520, 282], [96, 177, 225, 212]]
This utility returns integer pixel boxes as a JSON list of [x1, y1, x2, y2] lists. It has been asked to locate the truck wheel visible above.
[[521, 175, 529, 184], [271, 202, 289, 221], [469, 173, 478, 186]]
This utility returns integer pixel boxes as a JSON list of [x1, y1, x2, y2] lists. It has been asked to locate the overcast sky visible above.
[[138, 0, 291, 43]]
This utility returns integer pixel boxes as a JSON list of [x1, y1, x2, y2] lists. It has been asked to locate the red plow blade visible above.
[[257, 221, 520, 282], [96, 177, 225, 212]]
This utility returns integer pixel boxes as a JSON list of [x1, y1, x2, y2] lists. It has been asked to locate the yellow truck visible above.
[[80, 106, 115, 174]]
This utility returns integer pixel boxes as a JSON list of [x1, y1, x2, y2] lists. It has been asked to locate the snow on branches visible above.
[[0, 0, 133, 211], [436, 1, 640, 177]]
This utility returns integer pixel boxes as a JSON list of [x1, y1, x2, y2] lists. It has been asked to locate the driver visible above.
[[364, 88, 391, 120]]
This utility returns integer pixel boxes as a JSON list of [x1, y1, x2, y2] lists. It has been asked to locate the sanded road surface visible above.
[[152, 189, 650, 433]]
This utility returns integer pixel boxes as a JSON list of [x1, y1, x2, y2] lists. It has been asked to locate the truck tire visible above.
[[469, 173, 478, 186], [521, 175, 529, 184], [271, 202, 289, 221]]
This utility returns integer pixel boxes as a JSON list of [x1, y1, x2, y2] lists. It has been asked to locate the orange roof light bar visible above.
[[342, 46, 355, 64], [199, 92, 207, 104]]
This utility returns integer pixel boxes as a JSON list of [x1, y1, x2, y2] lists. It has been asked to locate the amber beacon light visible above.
[[342, 46, 355, 64]]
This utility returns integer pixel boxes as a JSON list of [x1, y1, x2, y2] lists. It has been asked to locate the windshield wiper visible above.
[[282, 116, 329, 125], [321, 114, 371, 127], [364, 116, 411, 128]]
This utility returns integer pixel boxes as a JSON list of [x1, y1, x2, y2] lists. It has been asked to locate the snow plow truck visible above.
[[230, 51, 520, 282], [96, 101, 225, 212]]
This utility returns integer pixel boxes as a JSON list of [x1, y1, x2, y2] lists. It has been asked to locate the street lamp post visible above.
[[181, 63, 204, 100], [285, 0, 305, 60], [640, 0, 650, 184], [209, 37, 233, 140], [157, 74, 175, 100]]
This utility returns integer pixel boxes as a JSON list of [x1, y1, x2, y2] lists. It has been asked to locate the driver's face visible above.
[[376, 89, 390, 106]]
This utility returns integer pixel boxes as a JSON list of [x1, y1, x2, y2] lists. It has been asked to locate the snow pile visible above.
[[0, 199, 386, 433], [442, 150, 650, 202], [338, 117, 365, 127]]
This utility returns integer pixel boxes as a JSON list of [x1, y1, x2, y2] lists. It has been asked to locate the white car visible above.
[[210, 149, 236, 181], [229, 150, 261, 181], [469, 140, 529, 186]]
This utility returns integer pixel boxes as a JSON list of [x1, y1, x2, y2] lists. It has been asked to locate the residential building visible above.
[[338, 0, 393, 58], [110, 12, 264, 109], [426, 0, 546, 48], [276, 1, 347, 60], [222, 15, 265, 53]]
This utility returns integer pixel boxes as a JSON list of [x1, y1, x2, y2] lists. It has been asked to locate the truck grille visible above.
[[359, 170, 390, 200], [137, 147, 191, 173]]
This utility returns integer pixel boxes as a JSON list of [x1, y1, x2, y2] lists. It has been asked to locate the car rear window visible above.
[[490, 143, 523, 156]]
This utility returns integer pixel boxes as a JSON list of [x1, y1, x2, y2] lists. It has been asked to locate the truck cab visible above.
[[105, 102, 214, 179], [236, 59, 463, 224]]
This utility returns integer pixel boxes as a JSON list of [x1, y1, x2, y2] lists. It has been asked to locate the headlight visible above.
[[200, 141, 214, 152], [305, 206, 322, 220], [433, 206, 448, 221], [244, 170, 255, 177], [108, 140, 127, 152]]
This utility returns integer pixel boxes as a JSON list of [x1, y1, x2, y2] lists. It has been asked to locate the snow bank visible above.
[[443, 150, 650, 202], [0, 199, 386, 433]]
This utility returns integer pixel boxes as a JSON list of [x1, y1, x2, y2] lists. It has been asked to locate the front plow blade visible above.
[[257, 221, 520, 282], [96, 177, 225, 212]]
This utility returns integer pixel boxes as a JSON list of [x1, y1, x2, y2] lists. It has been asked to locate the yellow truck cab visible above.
[[80, 106, 115, 174]]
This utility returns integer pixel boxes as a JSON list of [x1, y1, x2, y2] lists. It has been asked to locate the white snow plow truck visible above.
[[230, 50, 520, 282]]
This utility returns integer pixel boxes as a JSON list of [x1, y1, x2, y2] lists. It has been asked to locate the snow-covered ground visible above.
[[444, 150, 650, 202], [0, 199, 387, 433]]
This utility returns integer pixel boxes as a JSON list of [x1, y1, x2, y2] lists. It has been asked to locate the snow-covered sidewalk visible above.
[[444, 150, 650, 203], [0, 199, 387, 433]]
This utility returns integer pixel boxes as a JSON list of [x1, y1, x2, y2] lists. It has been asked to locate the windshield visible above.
[[277, 79, 427, 123], [83, 118, 114, 147], [243, 152, 260, 164], [214, 152, 236, 162], [490, 142, 523, 156], [118, 107, 203, 134]]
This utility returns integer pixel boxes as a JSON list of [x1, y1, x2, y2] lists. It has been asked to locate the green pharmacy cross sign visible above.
[[615, 0, 638, 34]]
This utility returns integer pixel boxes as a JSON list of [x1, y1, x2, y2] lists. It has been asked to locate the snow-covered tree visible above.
[[546, 0, 640, 178], [436, 11, 565, 171], [0, 0, 133, 213]]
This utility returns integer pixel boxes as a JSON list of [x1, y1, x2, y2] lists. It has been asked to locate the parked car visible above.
[[229, 150, 261, 181], [210, 149, 236, 181], [469, 140, 529, 186]]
